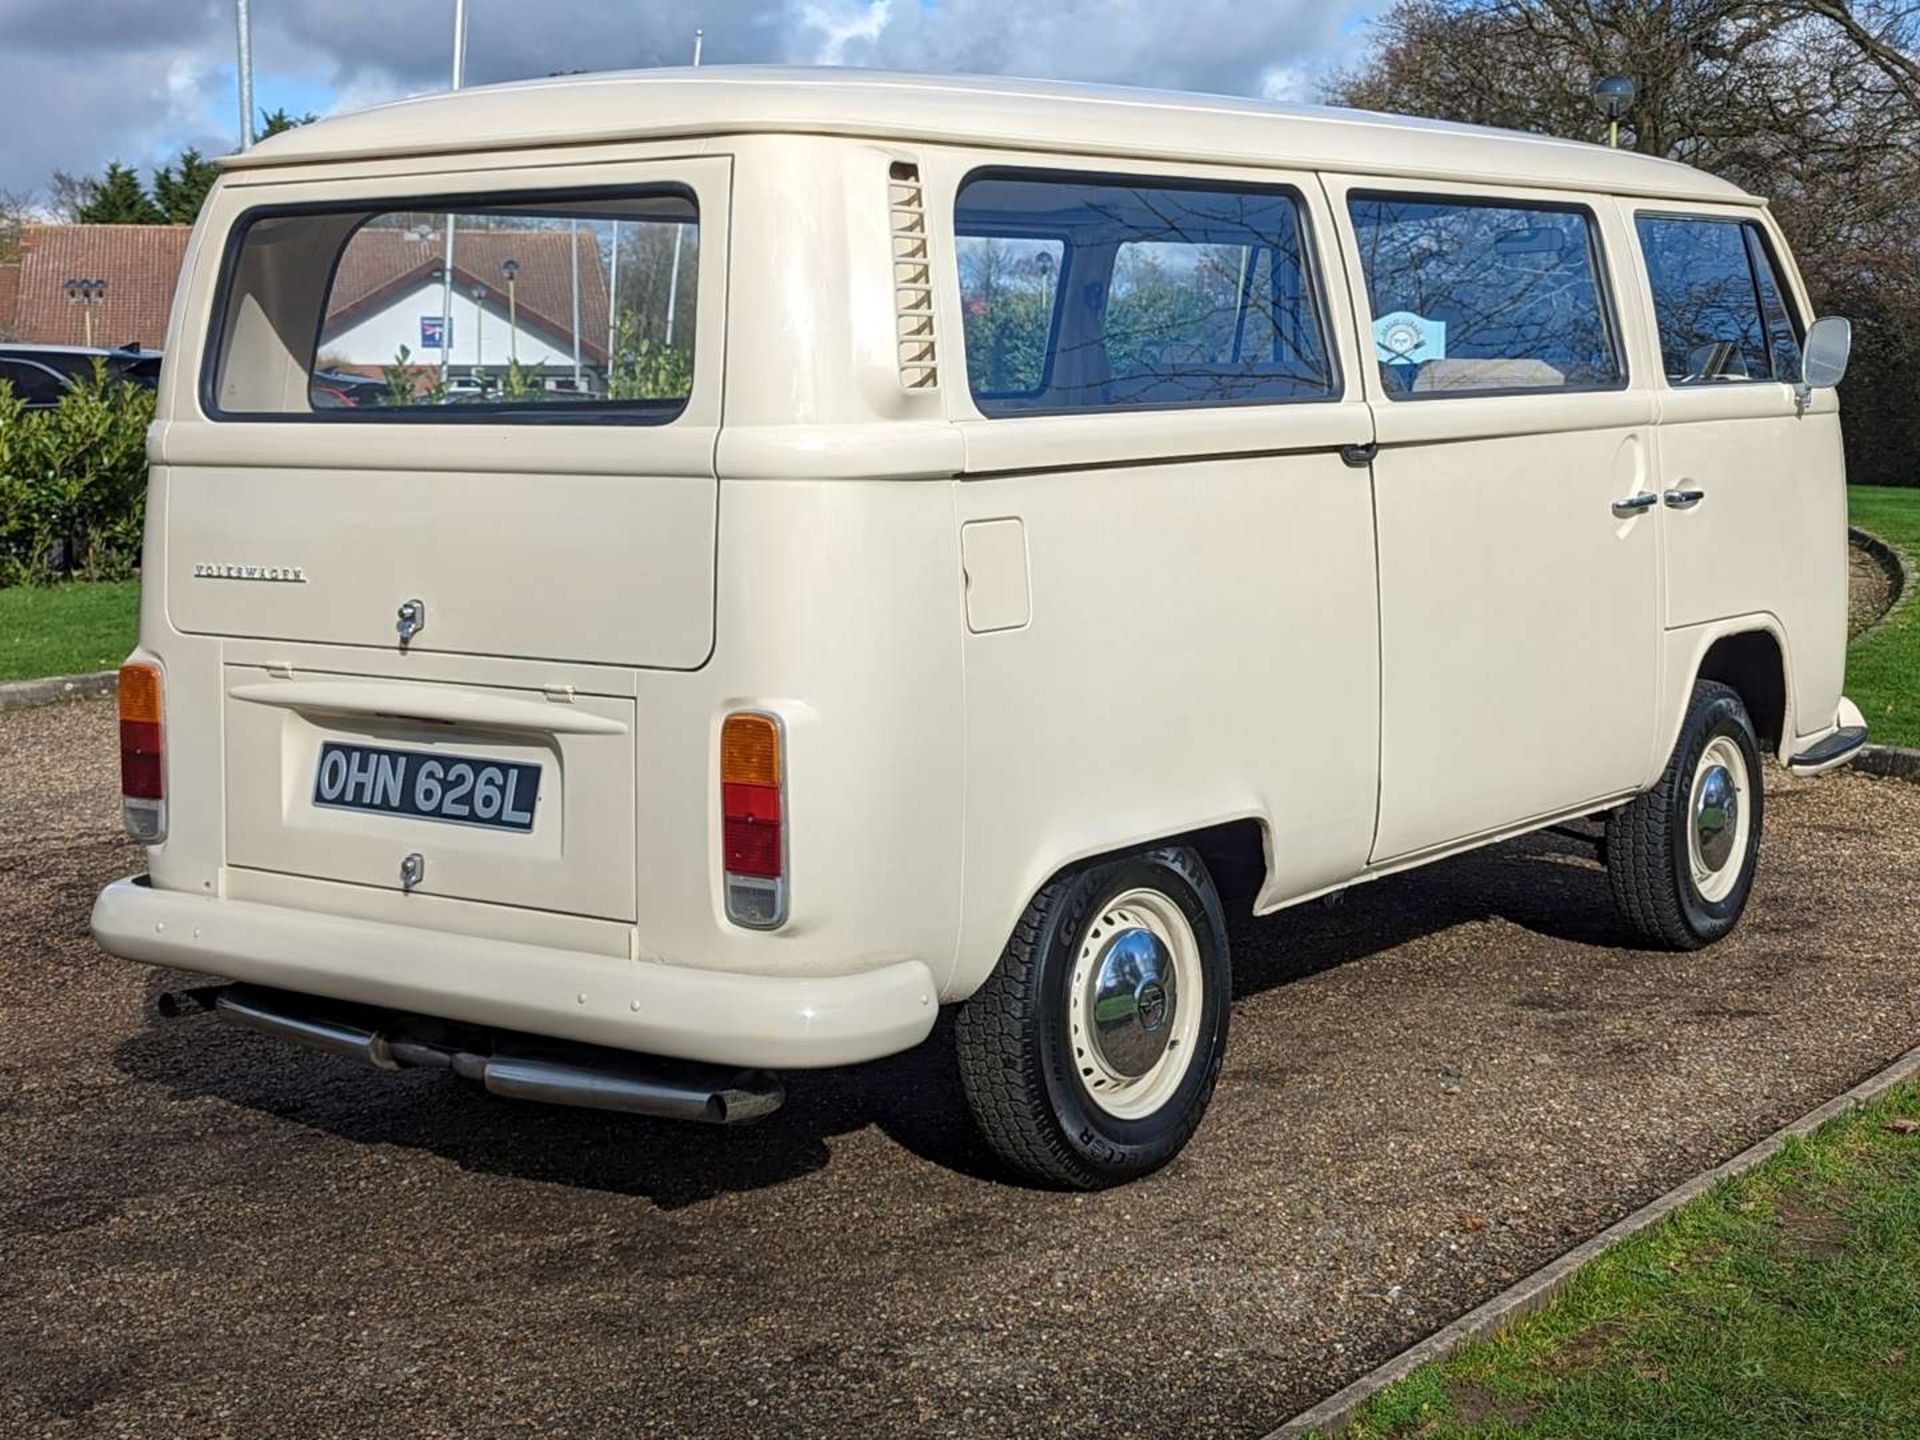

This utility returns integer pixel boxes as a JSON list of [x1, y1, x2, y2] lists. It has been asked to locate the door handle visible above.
[[395, 597, 427, 643], [1663, 487, 1706, 510], [1611, 491, 1659, 518]]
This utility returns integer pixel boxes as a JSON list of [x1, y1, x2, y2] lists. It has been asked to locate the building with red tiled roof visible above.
[[0, 223, 613, 386], [319, 223, 610, 378], [4, 225, 191, 349]]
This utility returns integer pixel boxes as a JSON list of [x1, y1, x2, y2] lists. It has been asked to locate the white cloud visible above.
[[1, 0, 1381, 195], [815, 0, 1358, 99], [796, 0, 892, 66]]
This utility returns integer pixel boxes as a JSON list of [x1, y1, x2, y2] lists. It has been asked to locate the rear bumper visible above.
[[91, 877, 939, 1069]]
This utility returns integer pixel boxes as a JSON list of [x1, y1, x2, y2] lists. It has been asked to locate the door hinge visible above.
[[1340, 442, 1378, 469]]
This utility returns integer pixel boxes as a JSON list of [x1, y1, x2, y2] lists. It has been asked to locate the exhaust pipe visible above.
[[214, 988, 398, 1069], [481, 1052, 781, 1124], [162, 985, 783, 1125]]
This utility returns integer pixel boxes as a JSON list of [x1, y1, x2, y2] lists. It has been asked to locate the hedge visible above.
[[0, 362, 154, 586]]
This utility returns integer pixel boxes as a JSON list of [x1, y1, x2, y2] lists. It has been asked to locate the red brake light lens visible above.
[[120, 720, 163, 799], [721, 780, 782, 877]]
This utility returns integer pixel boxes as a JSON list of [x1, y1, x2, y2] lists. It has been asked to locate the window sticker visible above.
[[1373, 311, 1446, 366]]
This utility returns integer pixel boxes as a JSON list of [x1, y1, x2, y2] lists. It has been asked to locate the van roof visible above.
[[223, 66, 1754, 205]]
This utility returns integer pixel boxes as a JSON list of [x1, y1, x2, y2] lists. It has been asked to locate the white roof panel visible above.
[[222, 67, 1755, 204]]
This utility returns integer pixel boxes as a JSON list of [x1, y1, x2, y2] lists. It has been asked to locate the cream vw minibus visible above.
[[93, 69, 1867, 1188]]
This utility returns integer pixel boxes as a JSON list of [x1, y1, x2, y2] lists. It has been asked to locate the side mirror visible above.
[[1799, 315, 1851, 407]]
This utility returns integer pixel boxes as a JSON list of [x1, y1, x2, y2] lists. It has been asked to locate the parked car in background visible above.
[[311, 369, 386, 408], [0, 352, 73, 409], [93, 69, 1865, 1190], [0, 343, 164, 409]]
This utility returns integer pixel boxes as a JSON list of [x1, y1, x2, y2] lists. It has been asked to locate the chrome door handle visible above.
[[1663, 487, 1706, 510], [1611, 491, 1659, 518]]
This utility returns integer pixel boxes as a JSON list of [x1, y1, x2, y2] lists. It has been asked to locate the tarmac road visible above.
[[4, 697, 1918, 1439]]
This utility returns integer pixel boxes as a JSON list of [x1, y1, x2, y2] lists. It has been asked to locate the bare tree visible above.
[[47, 170, 99, 224], [0, 188, 32, 263]]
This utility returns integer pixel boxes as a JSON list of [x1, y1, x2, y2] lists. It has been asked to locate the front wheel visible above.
[[1605, 679, 1764, 950], [955, 847, 1231, 1189]]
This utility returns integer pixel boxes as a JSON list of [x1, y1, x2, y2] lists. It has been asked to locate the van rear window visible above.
[[1347, 194, 1622, 397], [954, 171, 1335, 415], [205, 188, 697, 423]]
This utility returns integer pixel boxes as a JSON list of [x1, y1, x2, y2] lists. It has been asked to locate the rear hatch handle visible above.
[[228, 680, 629, 736]]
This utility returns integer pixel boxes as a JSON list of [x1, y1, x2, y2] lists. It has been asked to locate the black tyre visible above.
[[1605, 679, 1764, 950], [955, 846, 1230, 1189]]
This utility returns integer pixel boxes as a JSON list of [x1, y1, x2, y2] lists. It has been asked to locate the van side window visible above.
[[205, 189, 697, 422], [954, 172, 1335, 415], [1636, 216, 1804, 384], [1347, 194, 1623, 397]]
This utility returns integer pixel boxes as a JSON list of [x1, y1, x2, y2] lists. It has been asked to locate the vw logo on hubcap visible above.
[[1134, 979, 1170, 1032]]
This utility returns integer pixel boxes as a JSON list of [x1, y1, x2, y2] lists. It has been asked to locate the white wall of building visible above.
[[321, 281, 588, 371]]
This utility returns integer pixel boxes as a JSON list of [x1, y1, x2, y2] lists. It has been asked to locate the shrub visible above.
[[0, 361, 154, 586]]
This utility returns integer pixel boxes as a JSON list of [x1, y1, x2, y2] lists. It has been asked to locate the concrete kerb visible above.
[[0, 670, 116, 711], [1850, 524, 1915, 645], [1855, 744, 1920, 783]]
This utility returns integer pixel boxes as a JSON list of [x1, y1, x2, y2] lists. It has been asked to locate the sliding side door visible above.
[[1325, 177, 1662, 863]]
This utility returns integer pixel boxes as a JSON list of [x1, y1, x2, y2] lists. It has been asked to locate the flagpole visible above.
[[439, 0, 468, 387], [235, 0, 255, 148], [665, 29, 701, 349]]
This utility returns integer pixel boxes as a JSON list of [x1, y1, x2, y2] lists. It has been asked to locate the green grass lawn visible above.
[[1848, 485, 1920, 749], [0, 580, 139, 684], [1332, 1083, 1920, 1439]]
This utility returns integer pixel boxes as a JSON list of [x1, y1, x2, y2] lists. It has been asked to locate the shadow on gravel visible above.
[[108, 828, 1635, 1208], [1226, 824, 1635, 993]]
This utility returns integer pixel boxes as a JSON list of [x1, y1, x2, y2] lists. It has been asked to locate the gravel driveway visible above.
[[4, 698, 1918, 1439]]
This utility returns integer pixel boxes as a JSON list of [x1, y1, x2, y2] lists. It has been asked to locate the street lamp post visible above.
[[608, 219, 621, 363], [470, 282, 487, 391], [64, 278, 108, 348], [1590, 75, 1637, 149], [502, 260, 520, 370], [569, 220, 583, 392]]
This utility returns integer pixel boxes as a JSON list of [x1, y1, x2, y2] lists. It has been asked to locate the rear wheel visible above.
[[956, 847, 1230, 1189], [1605, 679, 1763, 949]]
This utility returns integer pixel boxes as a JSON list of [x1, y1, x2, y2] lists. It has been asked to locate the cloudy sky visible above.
[[1, 0, 1388, 199]]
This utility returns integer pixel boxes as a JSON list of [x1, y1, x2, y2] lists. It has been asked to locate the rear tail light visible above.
[[721, 712, 785, 928], [118, 661, 166, 844]]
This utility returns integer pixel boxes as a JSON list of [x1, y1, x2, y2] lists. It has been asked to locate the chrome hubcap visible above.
[[1693, 764, 1739, 872], [1087, 927, 1178, 1079], [1687, 735, 1752, 904], [1068, 888, 1206, 1120]]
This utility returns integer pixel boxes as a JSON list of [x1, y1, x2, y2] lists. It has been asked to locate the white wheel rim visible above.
[[1687, 735, 1751, 904], [1068, 887, 1205, 1120]]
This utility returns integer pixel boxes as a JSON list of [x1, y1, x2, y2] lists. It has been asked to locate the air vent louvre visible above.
[[889, 162, 938, 390]]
